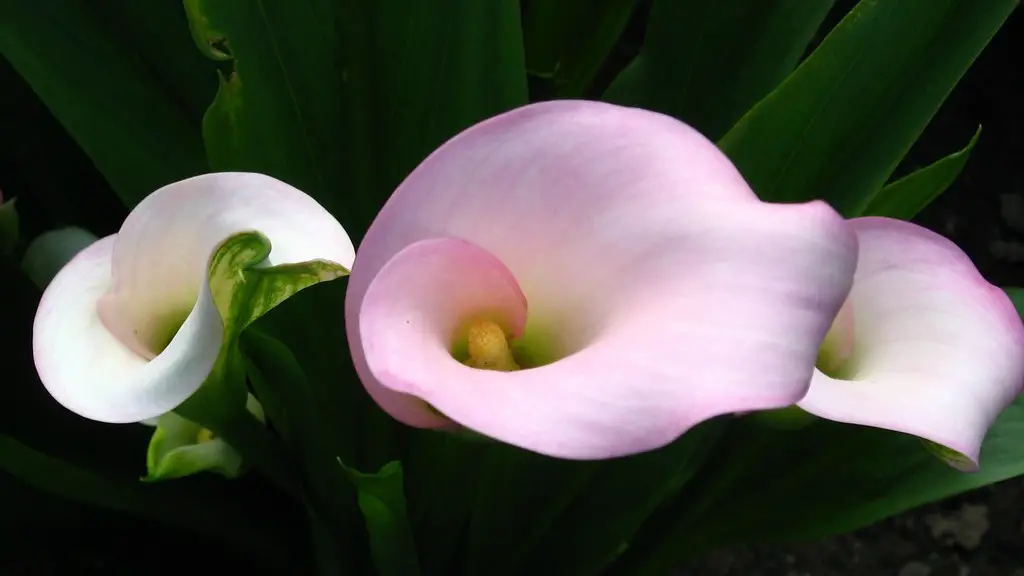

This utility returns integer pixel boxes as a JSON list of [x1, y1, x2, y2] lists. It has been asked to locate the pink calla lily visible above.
[[347, 100, 859, 459], [798, 217, 1024, 471], [33, 172, 354, 424]]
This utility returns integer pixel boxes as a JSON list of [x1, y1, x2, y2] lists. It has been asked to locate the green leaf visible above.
[[241, 327, 360, 570], [604, 0, 834, 141], [190, 0, 528, 234], [522, 0, 637, 97], [340, 460, 421, 576], [346, 0, 530, 221], [718, 0, 1016, 214], [0, 434, 290, 569], [464, 420, 725, 576], [175, 231, 348, 497], [186, 0, 358, 222], [0, 0, 208, 207], [97, 1, 219, 123], [614, 401, 1024, 574], [206, 230, 349, 340], [860, 127, 980, 219], [402, 432, 485, 575], [520, 420, 726, 575], [465, 446, 601, 576]]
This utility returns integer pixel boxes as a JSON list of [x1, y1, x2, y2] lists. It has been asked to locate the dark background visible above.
[[1, 1, 1021, 574]]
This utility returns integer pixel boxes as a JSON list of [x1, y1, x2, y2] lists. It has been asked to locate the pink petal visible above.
[[360, 237, 528, 427], [798, 217, 1024, 470], [348, 100, 858, 458], [33, 173, 354, 423]]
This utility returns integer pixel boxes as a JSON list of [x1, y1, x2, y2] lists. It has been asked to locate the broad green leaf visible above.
[[718, 0, 1016, 214], [464, 420, 725, 576], [0, 434, 290, 570], [522, 0, 637, 97], [241, 327, 360, 573], [350, 0, 529, 217], [340, 460, 421, 576], [187, 0, 355, 220], [188, 0, 528, 235], [860, 127, 980, 219], [614, 401, 1024, 574], [465, 446, 601, 576], [520, 420, 726, 575], [604, 0, 834, 141], [97, 1, 219, 123], [176, 231, 347, 498], [0, 0, 208, 207], [403, 432, 486, 575]]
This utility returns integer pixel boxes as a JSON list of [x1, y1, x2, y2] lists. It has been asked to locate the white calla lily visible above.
[[32, 172, 354, 424]]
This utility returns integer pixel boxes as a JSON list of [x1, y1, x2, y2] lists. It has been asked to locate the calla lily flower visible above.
[[346, 100, 859, 459], [797, 217, 1024, 471], [33, 172, 354, 424]]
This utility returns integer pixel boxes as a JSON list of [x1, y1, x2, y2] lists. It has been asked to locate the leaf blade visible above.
[[0, 0, 208, 207], [341, 460, 421, 576], [860, 126, 980, 220], [718, 0, 1016, 214], [616, 400, 1024, 574], [604, 0, 834, 140]]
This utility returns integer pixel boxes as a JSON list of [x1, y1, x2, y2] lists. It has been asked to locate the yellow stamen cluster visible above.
[[463, 320, 520, 372], [195, 428, 216, 443]]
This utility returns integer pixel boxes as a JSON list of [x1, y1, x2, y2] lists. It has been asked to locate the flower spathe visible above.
[[798, 217, 1024, 471], [347, 100, 859, 459], [33, 172, 354, 424]]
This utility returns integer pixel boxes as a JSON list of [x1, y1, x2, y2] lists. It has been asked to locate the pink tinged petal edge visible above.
[[349, 100, 859, 459], [33, 173, 354, 424], [798, 217, 1024, 470]]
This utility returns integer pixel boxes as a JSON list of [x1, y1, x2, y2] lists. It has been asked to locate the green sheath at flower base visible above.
[[145, 394, 265, 482]]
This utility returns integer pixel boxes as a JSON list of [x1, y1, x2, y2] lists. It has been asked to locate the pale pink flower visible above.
[[346, 101, 858, 459], [799, 217, 1024, 471]]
